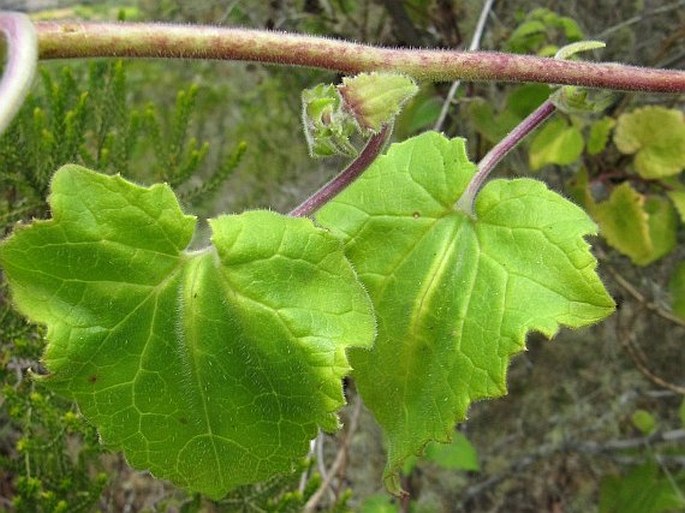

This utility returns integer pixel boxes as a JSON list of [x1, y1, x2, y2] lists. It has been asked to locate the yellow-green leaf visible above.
[[668, 261, 685, 320], [613, 106, 685, 179], [587, 116, 616, 155], [594, 183, 676, 266], [529, 117, 584, 170], [666, 189, 685, 223], [631, 409, 657, 435]]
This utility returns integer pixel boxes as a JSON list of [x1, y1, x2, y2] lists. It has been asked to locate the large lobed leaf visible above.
[[0, 165, 375, 499], [316, 131, 614, 492]]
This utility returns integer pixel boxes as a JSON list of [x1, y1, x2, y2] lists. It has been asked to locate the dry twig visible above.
[[303, 395, 363, 512]]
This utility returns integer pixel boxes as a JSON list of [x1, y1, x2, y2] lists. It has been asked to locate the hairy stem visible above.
[[289, 125, 391, 217], [0, 12, 37, 135], [33, 21, 685, 93], [456, 100, 557, 217], [434, 0, 495, 131]]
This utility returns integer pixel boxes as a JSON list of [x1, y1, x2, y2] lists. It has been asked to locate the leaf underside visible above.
[[0, 165, 375, 499], [316, 131, 614, 493]]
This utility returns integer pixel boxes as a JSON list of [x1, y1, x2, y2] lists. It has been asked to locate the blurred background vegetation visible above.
[[1, 1, 684, 512]]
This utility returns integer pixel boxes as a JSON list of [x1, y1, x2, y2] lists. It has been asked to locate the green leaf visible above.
[[505, 8, 583, 55], [594, 183, 676, 266], [631, 409, 657, 435], [550, 42, 616, 117], [506, 19, 547, 53], [664, 184, 685, 223], [424, 432, 479, 471], [360, 494, 400, 513], [316, 132, 614, 493], [679, 397, 685, 427], [529, 117, 584, 170], [587, 117, 616, 155], [468, 85, 549, 145], [554, 40, 605, 60], [600, 463, 685, 513], [0, 165, 375, 499], [395, 88, 442, 137], [566, 167, 596, 211], [613, 106, 685, 179], [645, 195, 677, 262], [668, 261, 685, 320], [505, 84, 550, 118], [468, 98, 514, 143]]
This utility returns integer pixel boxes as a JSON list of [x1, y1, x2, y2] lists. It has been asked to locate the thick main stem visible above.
[[289, 125, 391, 217], [33, 21, 685, 93], [456, 100, 557, 217]]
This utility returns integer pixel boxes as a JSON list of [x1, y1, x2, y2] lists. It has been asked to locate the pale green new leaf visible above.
[[316, 132, 614, 493], [338, 72, 418, 133], [0, 165, 375, 499]]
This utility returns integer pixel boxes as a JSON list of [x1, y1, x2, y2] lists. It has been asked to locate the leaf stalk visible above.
[[289, 124, 391, 217], [456, 99, 557, 217]]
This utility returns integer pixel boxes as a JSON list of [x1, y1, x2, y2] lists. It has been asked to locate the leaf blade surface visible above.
[[0, 165, 375, 498], [316, 132, 614, 492]]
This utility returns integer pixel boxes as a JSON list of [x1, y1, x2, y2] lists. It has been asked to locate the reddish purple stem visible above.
[[289, 125, 391, 217], [457, 99, 557, 217], [33, 22, 685, 94]]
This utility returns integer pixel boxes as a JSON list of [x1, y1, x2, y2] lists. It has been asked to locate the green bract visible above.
[[301, 73, 418, 157], [338, 72, 418, 133], [0, 165, 375, 499], [302, 83, 358, 157], [316, 131, 614, 493]]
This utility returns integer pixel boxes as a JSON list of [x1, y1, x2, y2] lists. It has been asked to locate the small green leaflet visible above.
[[316, 131, 614, 493], [0, 165, 375, 499]]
